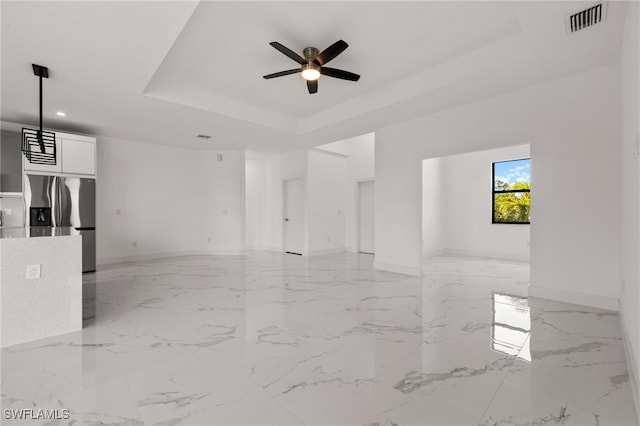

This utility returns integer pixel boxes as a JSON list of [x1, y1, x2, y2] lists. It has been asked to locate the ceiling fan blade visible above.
[[263, 69, 301, 79], [307, 79, 318, 94], [320, 67, 360, 81], [314, 40, 348, 66], [269, 42, 305, 64]]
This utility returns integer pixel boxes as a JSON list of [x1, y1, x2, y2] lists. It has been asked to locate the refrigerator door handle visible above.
[[58, 176, 62, 227], [51, 176, 57, 227], [51, 176, 62, 226]]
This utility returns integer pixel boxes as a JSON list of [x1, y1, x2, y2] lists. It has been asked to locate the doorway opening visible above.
[[421, 144, 531, 263], [358, 180, 375, 255], [283, 177, 304, 255]]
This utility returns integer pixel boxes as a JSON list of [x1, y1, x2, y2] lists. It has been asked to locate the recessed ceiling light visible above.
[[56, 111, 66, 117]]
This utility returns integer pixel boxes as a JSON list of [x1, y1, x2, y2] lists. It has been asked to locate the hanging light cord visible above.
[[37, 72, 45, 153]]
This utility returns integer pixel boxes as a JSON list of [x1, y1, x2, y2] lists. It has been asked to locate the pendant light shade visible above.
[[22, 64, 57, 165], [22, 128, 56, 165]]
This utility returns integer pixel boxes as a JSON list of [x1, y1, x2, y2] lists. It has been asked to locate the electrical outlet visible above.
[[3, 208, 12, 216], [116, 208, 121, 215], [132, 241, 137, 248], [26, 264, 41, 280]]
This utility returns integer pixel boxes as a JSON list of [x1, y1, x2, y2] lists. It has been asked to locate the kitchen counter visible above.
[[0, 229, 82, 347], [0, 226, 79, 239]]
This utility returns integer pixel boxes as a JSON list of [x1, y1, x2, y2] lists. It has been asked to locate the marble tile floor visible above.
[[1, 252, 637, 426]]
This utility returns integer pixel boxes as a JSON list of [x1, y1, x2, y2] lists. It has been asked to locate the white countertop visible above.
[[0, 226, 79, 239]]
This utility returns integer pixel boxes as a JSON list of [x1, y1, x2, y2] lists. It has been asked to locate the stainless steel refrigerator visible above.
[[24, 174, 96, 272]]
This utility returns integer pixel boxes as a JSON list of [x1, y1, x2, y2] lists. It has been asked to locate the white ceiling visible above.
[[0, 1, 629, 152]]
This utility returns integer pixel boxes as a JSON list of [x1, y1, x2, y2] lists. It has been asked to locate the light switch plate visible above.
[[26, 264, 41, 280]]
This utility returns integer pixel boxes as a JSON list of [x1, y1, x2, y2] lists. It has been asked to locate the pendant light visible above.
[[22, 64, 56, 165]]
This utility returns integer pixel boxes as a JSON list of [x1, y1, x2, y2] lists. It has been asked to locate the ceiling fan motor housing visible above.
[[302, 47, 321, 80], [303, 47, 320, 61]]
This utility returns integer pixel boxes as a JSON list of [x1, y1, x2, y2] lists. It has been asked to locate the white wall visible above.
[[314, 139, 350, 156], [421, 157, 445, 257], [245, 157, 268, 250], [307, 150, 347, 256], [97, 137, 246, 263], [205, 151, 246, 254], [444, 145, 530, 261], [246, 146, 355, 256], [248, 150, 308, 252], [345, 133, 375, 252], [247, 135, 373, 256], [376, 65, 621, 309], [618, 1, 640, 417]]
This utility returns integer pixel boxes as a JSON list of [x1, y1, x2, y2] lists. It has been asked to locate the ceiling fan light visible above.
[[301, 64, 320, 81]]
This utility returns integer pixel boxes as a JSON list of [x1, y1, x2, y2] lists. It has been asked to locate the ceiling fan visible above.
[[263, 40, 360, 94]]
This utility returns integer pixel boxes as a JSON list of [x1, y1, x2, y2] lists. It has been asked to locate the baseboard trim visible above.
[[306, 248, 345, 257], [619, 302, 640, 423], [528, 285, 619, 311], [421, 249, 446, 259], [443, 248, 529, 262], [98, 249, 247, 266], [373, 261, 421, 276], [246, 246, 347, 257]]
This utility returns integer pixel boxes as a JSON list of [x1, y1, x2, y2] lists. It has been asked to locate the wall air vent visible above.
[[566, 2, 607, 33]]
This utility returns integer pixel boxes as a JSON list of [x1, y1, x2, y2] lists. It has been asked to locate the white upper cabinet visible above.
[[61, 137, 95, 175], [22, 132, 96, 176]]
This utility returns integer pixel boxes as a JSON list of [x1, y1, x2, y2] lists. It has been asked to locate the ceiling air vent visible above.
[[196, 134, 211, 139], [566, 2, 607, 33]]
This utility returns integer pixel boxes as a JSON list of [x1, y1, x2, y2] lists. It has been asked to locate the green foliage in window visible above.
[[494, 181, 530, 223]]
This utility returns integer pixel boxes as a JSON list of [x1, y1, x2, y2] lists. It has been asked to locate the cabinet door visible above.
[[23, 136, 63, 173], [61, 138, 95, 175], [0, 130, 23, 192]]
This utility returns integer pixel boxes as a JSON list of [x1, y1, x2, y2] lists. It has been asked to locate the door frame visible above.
[[283, 176, 305, 255], [356, 178, 375, 254]]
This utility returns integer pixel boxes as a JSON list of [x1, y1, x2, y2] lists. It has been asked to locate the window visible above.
[[492, 158, 530, 224]]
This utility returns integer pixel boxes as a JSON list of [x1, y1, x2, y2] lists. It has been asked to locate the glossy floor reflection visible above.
[[1, 252, 636, 425]]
